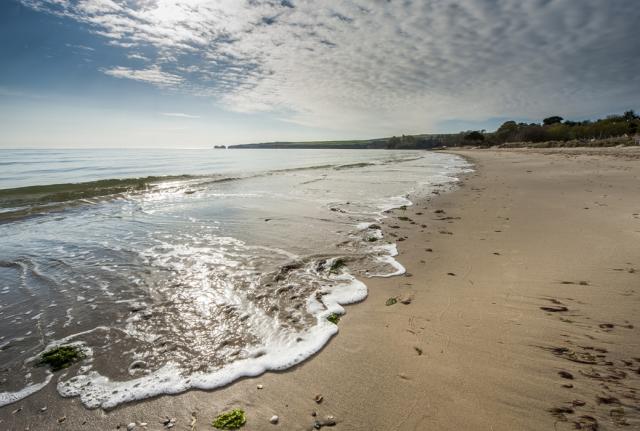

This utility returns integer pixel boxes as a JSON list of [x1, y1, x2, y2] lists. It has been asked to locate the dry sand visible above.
[[2, 148, 639, 430]]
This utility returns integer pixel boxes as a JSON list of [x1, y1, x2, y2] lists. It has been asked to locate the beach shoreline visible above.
[[1, 148, 639, 430]]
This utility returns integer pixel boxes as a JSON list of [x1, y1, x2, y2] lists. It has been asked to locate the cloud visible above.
[[65, 43, 95, 51], [102, 66, 183, 87], [127, 53, 150, 61], [21, 0, 640, 134], [161, 112, 201, 119]]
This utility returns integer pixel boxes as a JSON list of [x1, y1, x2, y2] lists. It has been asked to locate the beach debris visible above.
[[548, 406, 574, 420], [127, 423, 136, 430], [38, 345, 84, 371], [400, 296, 412, 304], [434, 209, 445, 214], [425, 248, 433, 252], [58, 416, 67, 424], [257, 384, 263, 389], [11, 407, 22, 414], [212, 409, 246, 429], [326, 313, 340, 324], [541, 306, 568, 312], [414, 346, 423, 355], [312, 416, 337, 429], [558, 371, 574, 379], [547, 347, 598, 364], [447, 272, 456, 276], [385, 297, 397, 306], [40, 406, 47, 413], [314, 394, 323, 404], [311, 411, 317, 417], [596, 395, 620, 405], [162, 417, 176, 428], [323, 415, 337, 426], [269, 415, 279, 424], [573, 415, 598, 430]]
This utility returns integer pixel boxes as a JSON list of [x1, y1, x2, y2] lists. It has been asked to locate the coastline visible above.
[[1, 148, 639, 430]]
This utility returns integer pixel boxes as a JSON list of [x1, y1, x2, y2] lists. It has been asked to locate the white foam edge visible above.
[[0, 372, 53, 408], [368, 244, 406, 278], [56, 275, 368, 409]]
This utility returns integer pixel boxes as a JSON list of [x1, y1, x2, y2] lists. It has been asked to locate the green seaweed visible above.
[[212, 409, 246, 429], [329, 258, 345, 273], [38, 345, 84, 371], [385, 297, 397, 306], [327, 313, 341, 324]]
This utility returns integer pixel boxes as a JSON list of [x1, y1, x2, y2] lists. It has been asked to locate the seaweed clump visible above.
[[385, 297, 397, 306], [329, 259, 345, 273], [212, 409, 246, 429], [327, 313, 341, 324], [38, 345, 84, 371]]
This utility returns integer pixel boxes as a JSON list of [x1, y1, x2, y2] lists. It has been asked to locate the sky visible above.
[[0, 0, 638, 148]]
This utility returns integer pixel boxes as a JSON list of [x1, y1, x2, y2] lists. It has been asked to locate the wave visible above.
[[0, 155, 426, 223]]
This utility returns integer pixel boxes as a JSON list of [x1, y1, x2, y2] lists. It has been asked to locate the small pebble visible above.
[[257, 384, 264, 389], [314, 394, 323, 404], [40, 406, 47, 413], [270, 415, 279, 424], [127, 423, 136, 431], [324, 415, 337, 426], [58, 416, 66, 423]]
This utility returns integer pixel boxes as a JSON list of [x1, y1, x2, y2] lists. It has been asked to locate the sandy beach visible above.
[[2, 148, 639, 430]]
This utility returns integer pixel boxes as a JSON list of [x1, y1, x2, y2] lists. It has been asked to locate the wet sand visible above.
[[2, 148, 639, 430]]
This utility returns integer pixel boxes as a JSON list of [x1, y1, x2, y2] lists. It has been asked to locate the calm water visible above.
[[0, 148, 470, 409]]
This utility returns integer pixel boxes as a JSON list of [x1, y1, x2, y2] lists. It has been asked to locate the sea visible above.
[[0, 148, 470, 409]]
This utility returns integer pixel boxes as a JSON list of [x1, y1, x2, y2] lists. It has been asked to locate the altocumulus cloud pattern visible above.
[[19, 0, 640, 134]]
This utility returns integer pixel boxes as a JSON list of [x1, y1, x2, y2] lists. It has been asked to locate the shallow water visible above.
[[0, 148, 470, 409]]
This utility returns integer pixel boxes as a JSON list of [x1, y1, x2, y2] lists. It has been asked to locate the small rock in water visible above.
[[270, 415, 279, 424], [314, 394, 323, 404]]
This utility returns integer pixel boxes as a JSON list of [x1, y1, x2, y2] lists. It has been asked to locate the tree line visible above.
[[384, 110, 640, 149]]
